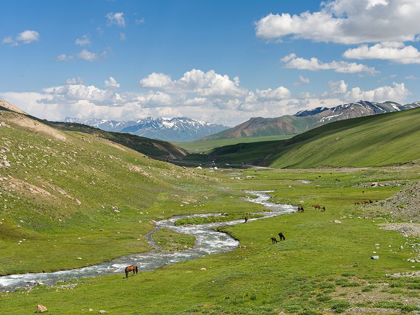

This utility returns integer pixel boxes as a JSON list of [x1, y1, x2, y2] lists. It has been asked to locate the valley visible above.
[[1, 102, 420, 314]]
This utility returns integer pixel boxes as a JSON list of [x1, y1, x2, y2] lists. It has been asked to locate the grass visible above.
[[2, 165, 420, 314], [173, 135, 293, 154]]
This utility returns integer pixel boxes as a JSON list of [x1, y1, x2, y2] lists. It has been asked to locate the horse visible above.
[[297, 206, 304, 212], [312, 204, 321, 210], [278, 232, 286, 241], [244, 216, 248, 223], [271, 237, 278, 244], [125, 264, 138, 278], [321, 206, 326, 212]]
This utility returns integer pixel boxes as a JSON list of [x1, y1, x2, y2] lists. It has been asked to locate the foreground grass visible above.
[[2, 166, 420, 314]]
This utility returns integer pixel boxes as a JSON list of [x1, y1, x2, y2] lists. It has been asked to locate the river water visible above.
[[0, 191, 295, 292]]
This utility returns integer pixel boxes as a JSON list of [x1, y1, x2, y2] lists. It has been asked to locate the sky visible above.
[[1, 0, 420, 127]]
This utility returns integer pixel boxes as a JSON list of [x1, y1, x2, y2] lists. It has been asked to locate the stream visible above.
[[0, 191, 295, 292]]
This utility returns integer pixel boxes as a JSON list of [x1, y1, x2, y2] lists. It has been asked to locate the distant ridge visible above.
[[199, 100, 420, 141], [63, 117, 229, 142]]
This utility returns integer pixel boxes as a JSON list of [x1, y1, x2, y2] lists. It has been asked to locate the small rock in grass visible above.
[[37, 304, 47, 313], [371, 256, 379, 260], [333, 220, 341, 224], [98, 311, 107, 314]]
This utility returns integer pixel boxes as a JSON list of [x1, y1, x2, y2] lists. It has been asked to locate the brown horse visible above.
[[278, 232, 286, 241], [271, 237, 278, 244], [125, 264, 138, 278], [297, 206, 304, 212], [321, 206, 326, 212], [312, 204, 321, 210]]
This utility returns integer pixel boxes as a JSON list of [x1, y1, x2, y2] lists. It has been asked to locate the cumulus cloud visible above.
[[139, 69, 247, 98], [104, 77, 120, 89], [256, 87, 291, 101], [293, 75, 310, 86], [2, 30, 39, 46], [255, 0, 420, 44], [77, 49, 98, 61], [106, 12, 126, 27], [120, 33, 126, 41], [343, 42, 420, 64], [281, 54, 378, 75], [343, 82, 411, 103], [16, 30, 40, 44], [329, 80, 348, 95], [75, 34, 91, 46]]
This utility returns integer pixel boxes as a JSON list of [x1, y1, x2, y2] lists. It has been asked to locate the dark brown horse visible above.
[[271, 237, 278, 244], [297, 206, 304, 212], [321, 206, 326, 212], [278, 232, 286, 241], [312, 204, 321, 210], [125, 264, 138, 278]]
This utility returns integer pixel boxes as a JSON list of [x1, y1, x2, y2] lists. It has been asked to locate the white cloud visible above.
[[106, 12, 126, 27], [329, 80, 348, 95], [281, 54, 378, 75], [405, 75, 418, 80], [343, 82, 410, 103], [343, 43, 420, 64], [16, 30, 40, 44], [139, 69, 247, 98], [77, 49, 98, 61], [256, 86, 291, 101], [135, 18, 145, 25], [2, 30, 39, 46], [255, 0, 420, 44], [293, 75, 310, 86], [2, 36, 14, 44], [120, 33, 126, 41], [66, 77, 84, 85], [75, 35, 91, 46], [104, 77, 120, 89], [56, 54, 74, 61]]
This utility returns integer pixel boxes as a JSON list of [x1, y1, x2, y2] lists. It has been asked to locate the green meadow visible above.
[[2, 165, 420, 314]]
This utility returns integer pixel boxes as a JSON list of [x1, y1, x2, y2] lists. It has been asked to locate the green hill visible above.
[[0, 107, 216, 274], [267, 107, 420, 168]]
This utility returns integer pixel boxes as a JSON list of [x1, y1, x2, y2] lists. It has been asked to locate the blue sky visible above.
[[1, 0, 420, 126]]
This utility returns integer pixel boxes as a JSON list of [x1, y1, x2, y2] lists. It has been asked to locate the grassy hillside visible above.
[[174, 135, 293, 154], [268, 107, 420, 168], [0, 109, 230, 274]]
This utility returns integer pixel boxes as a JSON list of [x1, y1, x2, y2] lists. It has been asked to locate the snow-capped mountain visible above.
[[62, 117, 229, 142], [200, 101, 420, 141]]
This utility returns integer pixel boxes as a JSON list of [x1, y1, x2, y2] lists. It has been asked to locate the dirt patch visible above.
[[9, 115, 67, 141], [0, 99, 27, 114]]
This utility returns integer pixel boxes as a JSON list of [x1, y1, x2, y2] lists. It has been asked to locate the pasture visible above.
[[2, 165, 420, 314]]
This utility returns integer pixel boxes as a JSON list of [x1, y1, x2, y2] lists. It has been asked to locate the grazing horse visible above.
[[278, 232, 286, 241], [271, 237, 278, 244], [125, 265, 138, 278], [244, 216, 248, 223], [297, 206, 304, 212], [312, 204, 321, 210], [321, 206, 326, 212]]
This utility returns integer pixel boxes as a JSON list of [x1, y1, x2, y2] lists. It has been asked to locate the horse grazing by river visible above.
[[297, 206, 304, 212], [312, 204, 321, 210], [125, 265, 138, 278], [271, 237, 278, 244]]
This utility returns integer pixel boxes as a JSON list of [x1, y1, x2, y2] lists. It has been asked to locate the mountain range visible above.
[[62, 117, 229, 142], [199, 101, 420, 141]]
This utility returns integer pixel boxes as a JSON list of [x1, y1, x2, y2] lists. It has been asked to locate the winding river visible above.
[[0, 191, 295, 292]]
